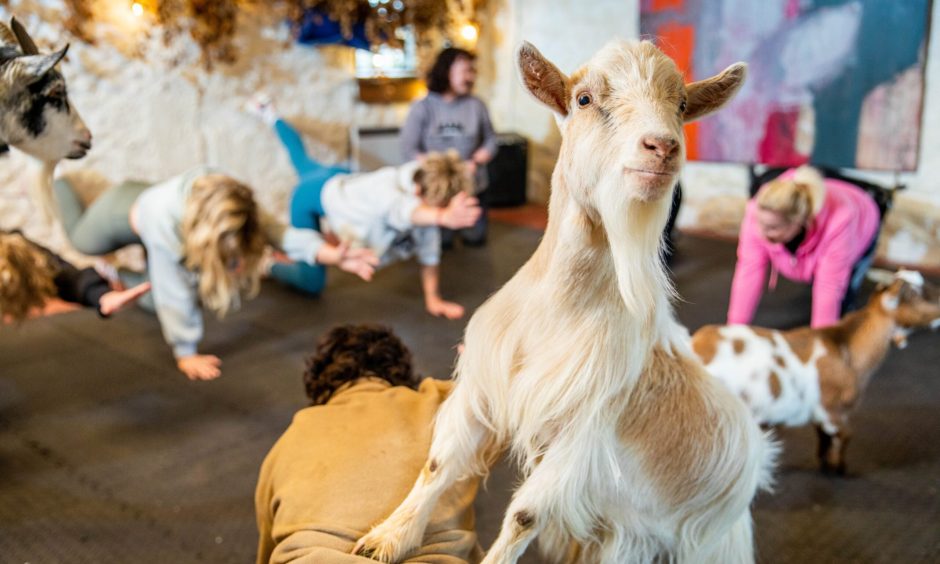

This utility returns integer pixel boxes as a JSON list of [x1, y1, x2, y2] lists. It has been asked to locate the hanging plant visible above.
[[50, 0, 485, 66]]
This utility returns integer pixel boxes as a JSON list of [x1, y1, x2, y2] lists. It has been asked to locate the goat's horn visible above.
[[3, 45, 68, 84], [0, 21, 18, 49], [11, 17, 39, 55], [865, 268, 894, 285]]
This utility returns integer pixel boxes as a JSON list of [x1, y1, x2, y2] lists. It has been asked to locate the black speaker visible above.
[[485, 133, 528, 207]]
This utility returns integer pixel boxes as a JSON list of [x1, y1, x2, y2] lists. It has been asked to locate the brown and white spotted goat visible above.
[[692, 270, 940, 475], [1, 17, 92, 217], [355, 40, 775, 564]]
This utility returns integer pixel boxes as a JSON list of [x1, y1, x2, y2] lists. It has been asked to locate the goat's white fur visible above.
[[355, 39, 774, 564]]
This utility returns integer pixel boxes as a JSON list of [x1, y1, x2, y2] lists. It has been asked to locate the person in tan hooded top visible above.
[[255, 324, 482, 564]]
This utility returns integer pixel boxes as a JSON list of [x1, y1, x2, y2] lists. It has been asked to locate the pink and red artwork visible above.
[[641, 0, 932, 171]]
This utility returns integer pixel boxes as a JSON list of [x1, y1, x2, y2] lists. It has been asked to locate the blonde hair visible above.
[[414, 150, 474, 207], [0, 232, 58, 322], [180, 174, 266, 318], [756, 165, 825, 224]]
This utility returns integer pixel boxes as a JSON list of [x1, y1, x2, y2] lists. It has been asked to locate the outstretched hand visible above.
[[177, 354, 222, 381], [99, 282, 151, 316], [441, 192, 481, 230], [317, 242, 378, 281]]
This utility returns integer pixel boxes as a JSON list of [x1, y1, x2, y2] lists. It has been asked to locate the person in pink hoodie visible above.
[[728, 165, 881, 328]]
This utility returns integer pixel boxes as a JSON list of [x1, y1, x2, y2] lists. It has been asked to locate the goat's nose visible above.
[[641, 134, 679, 159]]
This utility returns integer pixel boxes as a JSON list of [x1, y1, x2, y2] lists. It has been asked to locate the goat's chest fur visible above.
[[465, 261, 655, 467], [693, 325, 838, 429]]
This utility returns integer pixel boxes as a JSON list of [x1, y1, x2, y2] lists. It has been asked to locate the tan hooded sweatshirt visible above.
[[255, 378, 482, 564]]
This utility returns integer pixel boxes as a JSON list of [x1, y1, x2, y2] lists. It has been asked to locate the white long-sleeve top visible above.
[[320, 161, 441, 268], [135, 167, 325, 358]]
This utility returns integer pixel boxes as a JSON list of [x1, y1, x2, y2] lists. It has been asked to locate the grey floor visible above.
[[1, 223, 938, 563]]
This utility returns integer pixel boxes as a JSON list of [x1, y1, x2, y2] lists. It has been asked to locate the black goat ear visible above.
[[11, 16, 40, 55]]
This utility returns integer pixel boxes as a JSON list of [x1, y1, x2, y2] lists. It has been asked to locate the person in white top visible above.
[[52, 168, 378, 380], [250, 95, 481, 320]]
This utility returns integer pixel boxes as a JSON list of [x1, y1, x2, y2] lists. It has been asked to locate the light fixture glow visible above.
[[131, 2, 144, 17], [460, 23, 478, 43]]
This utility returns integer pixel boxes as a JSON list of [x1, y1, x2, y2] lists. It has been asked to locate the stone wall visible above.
[[0, 0, 408, 266]]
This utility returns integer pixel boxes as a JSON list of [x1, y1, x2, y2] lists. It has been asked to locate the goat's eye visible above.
[[577, 93, 592, 108], [679, 100, 687, 113]]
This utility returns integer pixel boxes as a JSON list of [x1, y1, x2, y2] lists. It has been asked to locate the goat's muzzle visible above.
[[67, 138, 92, 159], [623, 164, 678, 200]]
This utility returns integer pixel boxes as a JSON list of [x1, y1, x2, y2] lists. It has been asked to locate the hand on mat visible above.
[[441, 192, 481, 230], [318, 242, 378, 282], [426, 296, 465, 320], [177, 354, 222, 381], [99, 282, 151, 316]]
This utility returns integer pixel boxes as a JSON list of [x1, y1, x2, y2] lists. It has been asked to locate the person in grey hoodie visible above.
[[400, 47, 498, 248], [52, 169, 378, 380]]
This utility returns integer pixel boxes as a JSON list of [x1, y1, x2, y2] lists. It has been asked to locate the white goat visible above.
[[355, 39, 776, 563]]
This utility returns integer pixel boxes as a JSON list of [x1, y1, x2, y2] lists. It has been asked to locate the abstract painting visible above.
[[640, 0, 932, 171]]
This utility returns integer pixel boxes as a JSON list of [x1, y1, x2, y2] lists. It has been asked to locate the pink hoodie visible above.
[[727, 169, 880, 328]]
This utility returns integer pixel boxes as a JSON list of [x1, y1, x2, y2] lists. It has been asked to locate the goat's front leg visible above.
[[355, 387, 493, 562], [481, 460, 564, 564]]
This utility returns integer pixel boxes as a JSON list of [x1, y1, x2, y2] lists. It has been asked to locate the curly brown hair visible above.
[[0, 232, 58, 323], [303, 324, 419, 406]]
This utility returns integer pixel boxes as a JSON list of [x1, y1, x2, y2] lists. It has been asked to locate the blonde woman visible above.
[[249, 97, 481, 319], [0, 230, 149, 323], [728, 165, 881, 328], [52, 168, 378, 380]]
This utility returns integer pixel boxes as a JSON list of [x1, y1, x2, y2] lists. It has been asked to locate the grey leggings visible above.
[[53, 178, 150, 256], [54, 178, 156, 311]]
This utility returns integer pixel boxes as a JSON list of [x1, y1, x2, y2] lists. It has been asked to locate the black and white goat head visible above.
[[0, 17, 91, 162]]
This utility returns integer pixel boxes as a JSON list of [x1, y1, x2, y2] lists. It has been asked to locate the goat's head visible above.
[[869, 269, 940, 347], [517, 40, 745, 316], [518, 40, 745, 211], [0, 18, 92, 162]]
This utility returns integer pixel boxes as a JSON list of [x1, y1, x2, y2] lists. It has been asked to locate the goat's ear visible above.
[[866, 268, 895, 287], [11, 17, 40, 55], [684, 62, 747, 122], [518, 41, 570, 117], [7, 45, 68, 85]]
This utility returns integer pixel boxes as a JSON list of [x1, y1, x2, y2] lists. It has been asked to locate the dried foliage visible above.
[[54, 0, 485, 66]]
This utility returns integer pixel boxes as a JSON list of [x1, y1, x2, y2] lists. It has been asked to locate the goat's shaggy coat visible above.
[[355, 39, 775, 563]]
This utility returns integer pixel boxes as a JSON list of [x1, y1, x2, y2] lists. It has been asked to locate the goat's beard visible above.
[[596, 176, 676, 320]]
